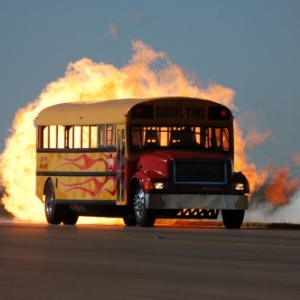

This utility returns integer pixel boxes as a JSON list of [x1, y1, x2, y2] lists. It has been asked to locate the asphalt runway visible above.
[[0, 222, 299, 300]]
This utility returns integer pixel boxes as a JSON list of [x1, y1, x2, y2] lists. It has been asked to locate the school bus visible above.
[[35, 97, 249, 228]]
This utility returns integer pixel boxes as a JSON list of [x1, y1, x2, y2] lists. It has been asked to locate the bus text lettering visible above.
[[156, 106, 184, 119], [155, 106, 205, 119], [40, 155, 48, 169]]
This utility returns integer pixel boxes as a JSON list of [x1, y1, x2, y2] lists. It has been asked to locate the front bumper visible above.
[[145, 193, 248, 210]]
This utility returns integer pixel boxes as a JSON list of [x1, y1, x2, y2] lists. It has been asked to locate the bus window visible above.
[[42, 126, 49, 148], [106, 124, 115, 146], [130, 125, 231, 152], [144, 130, 159, 148], [221, 128, 230, 150], [56, 126, 64, 148], [207, 127, 230, 150], [131, 126, 142, 150], [90, 125, 97, 148], [37, 125, 63, 149], [65, 126, 73, 148], [98, 124, 115, 148], [73, 126, 81, 148], [37, 126, 45, 148], [81, 126, 89, 148], [160, 127, 168, 146], [98, 125, 105, 147], [49, 126, 57, 148], [169, 130, 181, 145]]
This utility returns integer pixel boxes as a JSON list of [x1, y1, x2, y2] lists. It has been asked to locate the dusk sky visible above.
[[1, 0, 300, 169]]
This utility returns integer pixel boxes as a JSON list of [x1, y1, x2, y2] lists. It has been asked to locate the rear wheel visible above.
[[45, 180, 63, 225], [133, 184, 155, 227], [62, 206, 79, 225], [222, 210, 244, 229]]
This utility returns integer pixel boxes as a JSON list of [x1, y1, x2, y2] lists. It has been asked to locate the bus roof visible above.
[[35, 97, 229, 126]]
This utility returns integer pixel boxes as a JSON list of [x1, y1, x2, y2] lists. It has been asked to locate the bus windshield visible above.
[[130, 125, 231, 152]]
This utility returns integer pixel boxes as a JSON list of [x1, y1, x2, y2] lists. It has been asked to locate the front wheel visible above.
[[45, 180, 63, 225], [123, 206, 137, 226], [133, 184, 155, 227], [123, 215, 137, 226], [222, 210, 245, 229]]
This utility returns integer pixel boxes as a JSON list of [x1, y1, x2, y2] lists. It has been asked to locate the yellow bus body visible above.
[[36, 152, 118, 202]]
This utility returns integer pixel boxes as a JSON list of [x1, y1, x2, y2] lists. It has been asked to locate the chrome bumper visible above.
[[145, 193, 248, 210]]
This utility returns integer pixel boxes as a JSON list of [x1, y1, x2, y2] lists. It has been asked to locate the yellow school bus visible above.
[[35, 97, 249, 228]]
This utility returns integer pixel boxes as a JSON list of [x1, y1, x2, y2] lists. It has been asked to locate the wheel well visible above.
[[43, 178, 53, 199], [129, 178, 140, 205]]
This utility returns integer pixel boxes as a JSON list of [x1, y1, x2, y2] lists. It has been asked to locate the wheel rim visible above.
[[133, 186, 145, 219]]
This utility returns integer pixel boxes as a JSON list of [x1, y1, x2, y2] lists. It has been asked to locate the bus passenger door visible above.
[[116, 125, 126, 204]]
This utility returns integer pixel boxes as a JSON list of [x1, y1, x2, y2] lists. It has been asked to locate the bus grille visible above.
[[174, 160, 226, 184]]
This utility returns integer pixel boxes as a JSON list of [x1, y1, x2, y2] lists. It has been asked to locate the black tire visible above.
[[222, 210, 245, 229], [62, 206, 79, 225], [45, 180, 63, 225], [133, 184, 155, 227], [123, 215, 137, 226], [123, 206, 137, 226]]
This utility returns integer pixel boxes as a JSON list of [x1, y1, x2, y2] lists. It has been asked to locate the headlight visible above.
[[154, 182, 164, 189], [235, 183, 244, 190]]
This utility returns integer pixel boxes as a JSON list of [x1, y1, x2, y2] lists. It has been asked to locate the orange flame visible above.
[[246, 126, 273, 150], [233, 121, 268, 193], [237, 111, 273, 150], [0, 40, 274, 223], [264, 165, 300, 205]]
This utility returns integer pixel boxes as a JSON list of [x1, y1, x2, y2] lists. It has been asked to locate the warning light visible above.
[[135, 106, 143, 115], [220, 109, 228, 117], [208, 106, 231, 120], [131, 105, 154, 119]]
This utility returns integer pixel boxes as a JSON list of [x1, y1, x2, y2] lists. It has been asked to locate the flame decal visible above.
[[56, 153, 112, 170], [58, 177, 116, 197]]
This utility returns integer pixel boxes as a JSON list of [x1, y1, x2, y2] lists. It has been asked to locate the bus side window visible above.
[[73, 126, 81, 148], [82, 126, 90, 148], [106, 124, 115, 147], [55, 125, 64, 148], [64, 126, 71, 148], [90, 125, 97, 148], [49, 126, 57, 148], [98, 125, 105, 147], [37, 126, 45, 148], [98, 124, 115, 147]]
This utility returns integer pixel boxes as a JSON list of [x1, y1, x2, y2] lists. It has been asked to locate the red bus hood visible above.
[[137, 150, 229, 180]]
